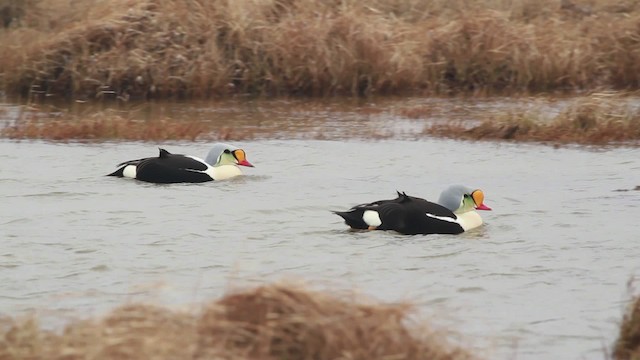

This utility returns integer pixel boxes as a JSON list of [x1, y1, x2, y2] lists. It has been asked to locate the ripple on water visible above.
[[74, 249, 97, 254], [90, 265, 109, 272], [2, 218, 31, 225], [19, 191, 85, 198], [457, 287, 486, 293]]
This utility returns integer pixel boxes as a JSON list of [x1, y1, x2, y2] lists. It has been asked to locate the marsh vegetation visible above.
[[2, 0, 640, 100], [0, 282, 474, 360]]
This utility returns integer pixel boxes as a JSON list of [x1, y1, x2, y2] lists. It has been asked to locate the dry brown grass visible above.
[[0, 107, 255, 141], [424, 93, 640, 145], [0, 282, 475, 360], [613, 287, 640, 360], [2, 0, 640, 99], [1, 112, 211, 141]]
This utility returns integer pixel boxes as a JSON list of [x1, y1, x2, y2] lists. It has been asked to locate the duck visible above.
[[333, 185, 491, 235], [107, 143, 254, 184]]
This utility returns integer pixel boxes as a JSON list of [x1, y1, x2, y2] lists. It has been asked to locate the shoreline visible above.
[[1, 93, 639, 146]]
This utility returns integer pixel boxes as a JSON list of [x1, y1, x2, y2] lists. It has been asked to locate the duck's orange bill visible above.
[[476, 203, 492, 211], [233, 149, 255, 167], [471, 190, 491, 211]]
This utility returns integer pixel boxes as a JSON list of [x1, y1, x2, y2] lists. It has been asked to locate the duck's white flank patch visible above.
[[122, 165, 137, 179], [426, 211, 483, 231], [363, 210, 382, 227], [425, 213, 458, 223]]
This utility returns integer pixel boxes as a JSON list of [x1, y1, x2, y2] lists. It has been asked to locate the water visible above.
[[1, 99, 639, 360]]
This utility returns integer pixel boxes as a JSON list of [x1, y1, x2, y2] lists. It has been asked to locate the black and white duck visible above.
[[334, 185, 492, 235], [107, 143, 254, 184]]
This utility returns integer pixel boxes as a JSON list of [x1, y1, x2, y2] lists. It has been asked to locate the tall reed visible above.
[[2, 0, 640, 99], [613, 281, 640, 360]]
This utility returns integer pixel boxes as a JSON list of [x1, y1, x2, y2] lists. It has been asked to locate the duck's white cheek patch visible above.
[[123, 165, 137, 179], [363, 210, 382, 227]]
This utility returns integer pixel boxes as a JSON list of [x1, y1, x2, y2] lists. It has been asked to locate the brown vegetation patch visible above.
[[2, 0, 640, 99], [2, 113, 210, 141], [0, 282, 474, 360], [613, 291, 640, 360], [424, 93, 640, 146], [0, 108, 259, 142]]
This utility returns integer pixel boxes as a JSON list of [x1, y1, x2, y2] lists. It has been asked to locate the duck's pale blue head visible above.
[[438, 185, 492, 213], [204, 143, 254, 167]]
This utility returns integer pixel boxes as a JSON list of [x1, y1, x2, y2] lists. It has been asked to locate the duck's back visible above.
[[134, 154, 211, 183], [380, 196, 463, 235]]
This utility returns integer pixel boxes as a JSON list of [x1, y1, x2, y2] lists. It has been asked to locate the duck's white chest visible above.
[[210, 165, 243, 180], [456, 211, 483, 231]]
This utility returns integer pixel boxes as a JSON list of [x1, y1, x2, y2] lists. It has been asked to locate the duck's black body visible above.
[[108, 149, 213, 184], [333, 192, 464, 235]]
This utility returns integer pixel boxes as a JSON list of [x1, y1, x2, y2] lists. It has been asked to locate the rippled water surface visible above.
[[1, 98, 639, 360]]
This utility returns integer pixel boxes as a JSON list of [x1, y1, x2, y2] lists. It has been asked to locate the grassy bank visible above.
[[1, 109, 215, 141], [3, 93, 639, 145], [422, 93, 640, 146], [2, 0, 640, 100], [0, 282, 473, 360]]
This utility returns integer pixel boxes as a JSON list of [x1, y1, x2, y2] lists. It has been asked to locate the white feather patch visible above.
[[426, 212, 484, 231], [122, 165, 137, 179], [363, 210, 382, 227], [425, 213, 458, 223]]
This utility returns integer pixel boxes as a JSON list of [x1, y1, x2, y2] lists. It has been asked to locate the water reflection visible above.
[[0, 96, 587, 141]]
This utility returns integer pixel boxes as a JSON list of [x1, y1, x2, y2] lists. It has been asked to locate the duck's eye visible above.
[[223, 149, 231, 154]]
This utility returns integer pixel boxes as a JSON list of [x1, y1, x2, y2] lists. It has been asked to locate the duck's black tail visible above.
[[333, 209, 368, 229], [107, 166, 125, 177]]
